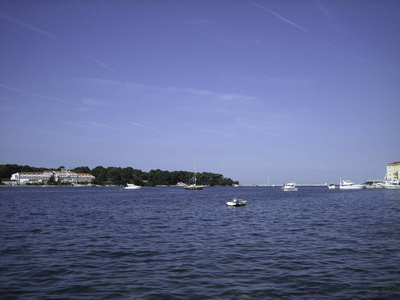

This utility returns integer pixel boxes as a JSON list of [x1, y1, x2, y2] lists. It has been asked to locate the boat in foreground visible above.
[[282, 182, 298, 191], [226, 198, 247, 207], [124, 183, 141, 189], [339, 179, 365, 190]]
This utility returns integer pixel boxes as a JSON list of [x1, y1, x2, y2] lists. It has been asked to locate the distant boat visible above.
[[339, 179, 365, 190], [226, 198, 247, 207], [282, 182, 298, 191], [379, 179, 400, 189], [185, 154, 204, 190], [124, 183, 141, 190], [328, 183, 336, 189]]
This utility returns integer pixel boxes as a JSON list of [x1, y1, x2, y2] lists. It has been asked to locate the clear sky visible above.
[[1, 0, 399, 185]]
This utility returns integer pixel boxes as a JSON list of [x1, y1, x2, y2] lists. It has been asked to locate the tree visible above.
[[121, 167, 134, 185], [107, 167, 122, 185], [47, 175, 56, 185], [72, 166, 91, 174], [0, 164, 20, 180], [91, 166, 107, 185]]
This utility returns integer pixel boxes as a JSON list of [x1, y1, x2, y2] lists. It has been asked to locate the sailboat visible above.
[[185, 154, 204, 190]]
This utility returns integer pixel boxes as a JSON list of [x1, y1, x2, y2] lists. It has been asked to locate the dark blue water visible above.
[[1, 186, 399, 299]]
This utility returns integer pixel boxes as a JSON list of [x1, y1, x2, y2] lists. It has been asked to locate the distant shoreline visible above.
[[1, 184, 331, 188]]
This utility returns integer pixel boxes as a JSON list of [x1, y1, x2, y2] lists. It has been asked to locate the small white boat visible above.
[[281, 182, 298, 191], [328, 183, 336, 189], [339, 179, 365, 190], [226, 198, 247, 206], [124, 183, 141, 189]]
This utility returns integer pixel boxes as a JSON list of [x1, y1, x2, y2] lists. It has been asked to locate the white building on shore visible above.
[[385, 161, 400, 180], [10, 170, 95, 184]]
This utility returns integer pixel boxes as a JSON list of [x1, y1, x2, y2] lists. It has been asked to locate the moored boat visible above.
[[185, 184, 204, 190], [378, 179, 400, 189], [328, 183, 336, 189], [124, 183, 141, 189], [185, 154, 204, 190], [339, 179, 365, 190], [281, 182, 298, 191]]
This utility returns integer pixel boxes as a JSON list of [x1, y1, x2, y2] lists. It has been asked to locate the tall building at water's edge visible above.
[[385, 161, 400, 180]]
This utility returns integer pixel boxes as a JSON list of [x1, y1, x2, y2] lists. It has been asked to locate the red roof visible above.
[[388, 161, 400, 165]]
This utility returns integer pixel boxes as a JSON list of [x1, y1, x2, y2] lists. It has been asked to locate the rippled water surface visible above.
[[1, 186, 399, 299]]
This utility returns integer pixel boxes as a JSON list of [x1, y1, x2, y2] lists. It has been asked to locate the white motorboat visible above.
[[328, 183, 336, 189], [379, 180, 400, 189], [226, 198, 247, 207], [124, 183, 141, 189], [339, 179, 365, 190], [281, 182, 298, 191]]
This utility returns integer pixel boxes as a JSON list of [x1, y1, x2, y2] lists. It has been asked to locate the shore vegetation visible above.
[[0, 164, 239, 187]]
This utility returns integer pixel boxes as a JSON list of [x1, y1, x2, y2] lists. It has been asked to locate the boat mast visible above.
[[194, 154, 196, 185]]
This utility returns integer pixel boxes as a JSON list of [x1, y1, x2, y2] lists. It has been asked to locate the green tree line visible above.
[[0, 164, 239, 186]]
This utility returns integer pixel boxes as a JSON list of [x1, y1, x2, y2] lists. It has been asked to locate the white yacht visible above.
[[328, 183, 336, 189], [281, 182, 298, 191], [379, 180, 400, 189], [339, 179, 365, 190], [124, 183, 141, 189]]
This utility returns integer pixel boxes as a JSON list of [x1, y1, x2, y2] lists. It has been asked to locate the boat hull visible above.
[[382, 184, 400, 189], [339, 185, 365, 190], [185, 185, 204, 190], [226, 199, 247, 206], [124, 184, 141, 189]]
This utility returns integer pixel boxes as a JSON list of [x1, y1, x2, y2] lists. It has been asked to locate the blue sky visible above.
[[1, 0, 399, 185]]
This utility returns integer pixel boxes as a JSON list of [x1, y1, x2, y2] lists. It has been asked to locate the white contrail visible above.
[[247, 0, 311, 34], [0, 83, 77, 106], [84, 55, 116, 73], [0, 11, 54, 38], [129, 122, 159, 132]]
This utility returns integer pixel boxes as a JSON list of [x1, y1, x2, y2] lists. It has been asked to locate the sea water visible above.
[[0, 186, 399, 299]]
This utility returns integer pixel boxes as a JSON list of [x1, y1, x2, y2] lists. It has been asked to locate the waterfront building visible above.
[[11, 171, 54, 184], [10, 170, 95, 184], [75, 173, 96, 183], [385, 161, 400, 180], [53, 170, 78, 183]]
